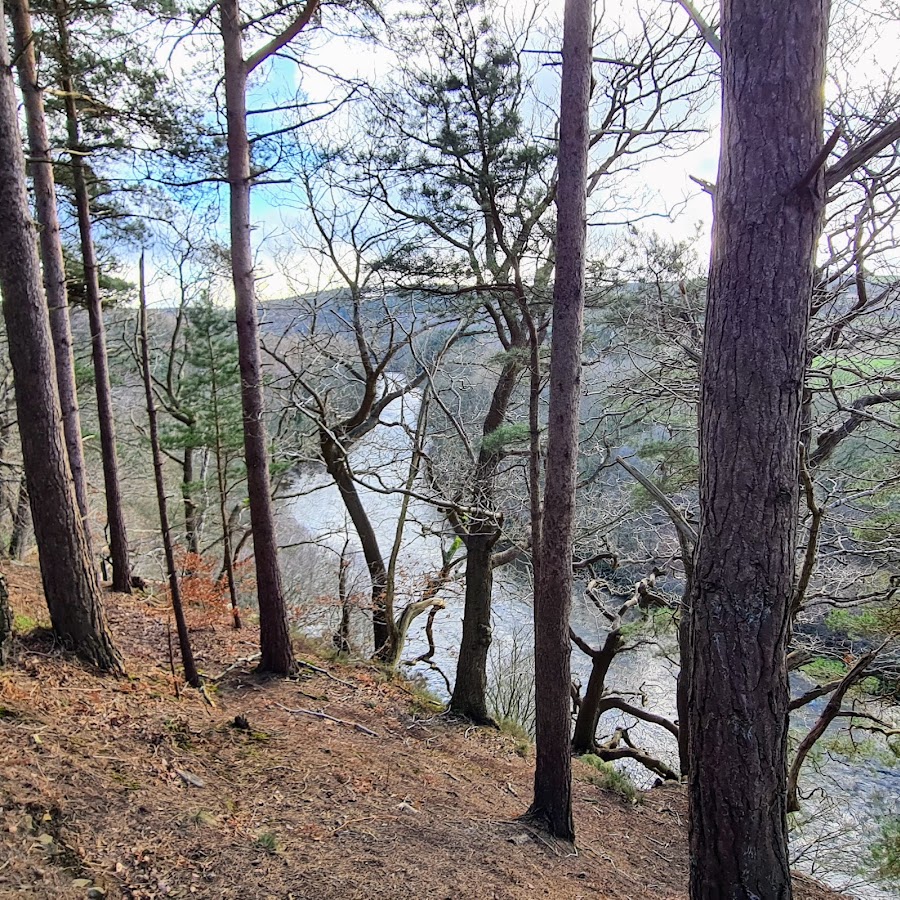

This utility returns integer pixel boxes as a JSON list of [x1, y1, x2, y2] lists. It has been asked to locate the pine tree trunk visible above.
[[0, 10, 121, 671], [138, 257, 200, 687], [10, 0, 91, 534], [54, 0, 131, 593], [687, 2, 829, 896], [528, 0, 592, 840], [220, 0, 294, 674]]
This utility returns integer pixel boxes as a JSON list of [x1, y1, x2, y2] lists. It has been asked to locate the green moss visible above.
[[13, 614, 37, 634]]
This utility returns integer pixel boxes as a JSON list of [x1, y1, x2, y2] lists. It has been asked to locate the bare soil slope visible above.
[[0, 562, 841, 900]]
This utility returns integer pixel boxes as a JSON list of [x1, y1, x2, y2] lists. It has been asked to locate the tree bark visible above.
[[220, 0, 294, 674], [688, 2, 829, 896], [207, 334, 241, 629], [10, 0, 91, 534], [138, 256, 200, 687], [0, 573, 11, 664], [182, 446, 200, 555], [8, 473, 30, 560], [571, 630, 622, 753], [449, 526, 498, 724], [54, 0, 131, 592], [450, 354, 523, 721], [527, 0, 592, 840], [0, 6, 121, 671], [322, 438, 389, 653]]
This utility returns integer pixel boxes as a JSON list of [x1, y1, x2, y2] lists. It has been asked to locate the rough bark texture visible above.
[[527, 0, 592, 841], [55, 0, 131, 592], [0, 6, 121, 671], [220, 0, 294, 674], [10, 0, 90, 532], [687, 2, 829, 897], [139, 258, 200, 688]]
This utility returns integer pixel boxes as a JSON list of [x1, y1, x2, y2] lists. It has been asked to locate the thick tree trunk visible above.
[[451, 355, 523, 721], [8, 473, 30, 560], [11, 0, 90, 534], [138, 257, 200, 688], [54, 0, 131, 593], [528, 0, 592, 840], [220, 0, 294, 674], [688, 2, 829, 897], [449, 526, 497, 724], [0, 10, 121, 671]]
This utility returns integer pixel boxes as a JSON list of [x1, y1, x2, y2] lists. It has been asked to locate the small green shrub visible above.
[[579, 754, 642, 804], [13, 614, 37, 633], [870, 816, 900, 884], [255, 831, 278, 853], [800, 657, 847, 682]]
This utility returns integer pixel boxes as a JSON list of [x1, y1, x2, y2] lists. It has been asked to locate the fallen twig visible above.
[[209, 653, 261, 682], [296, 658, 356, 688], [274, 701, 378, 736]]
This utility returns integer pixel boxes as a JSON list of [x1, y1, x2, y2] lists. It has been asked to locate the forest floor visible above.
[[0, 560, 845, 900]]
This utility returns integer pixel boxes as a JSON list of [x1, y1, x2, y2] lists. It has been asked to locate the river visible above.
[[288, 382, 900, 898]]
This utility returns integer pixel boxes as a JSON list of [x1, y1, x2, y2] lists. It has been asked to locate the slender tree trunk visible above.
[[11, 0, 90, 535], [8, 473, 30, 560], [54, 0, 131, 593], [376, 390, 430, 665], [182, 446, 200, 555], [138, 256, 200, 688], [449, 525, 497, 724], [333, 537, 352, 653], [688, 2, 829, 896], [0, 10, 121, 671], [527, 0, 592, 840], [207, 339, 241, 628], [220, 0, 294, 674], [322, 439, 389, 653], [0, 573, 11, 664]]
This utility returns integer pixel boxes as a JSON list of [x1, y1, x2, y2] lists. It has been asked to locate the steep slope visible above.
[[0, 561, 841, 900]]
